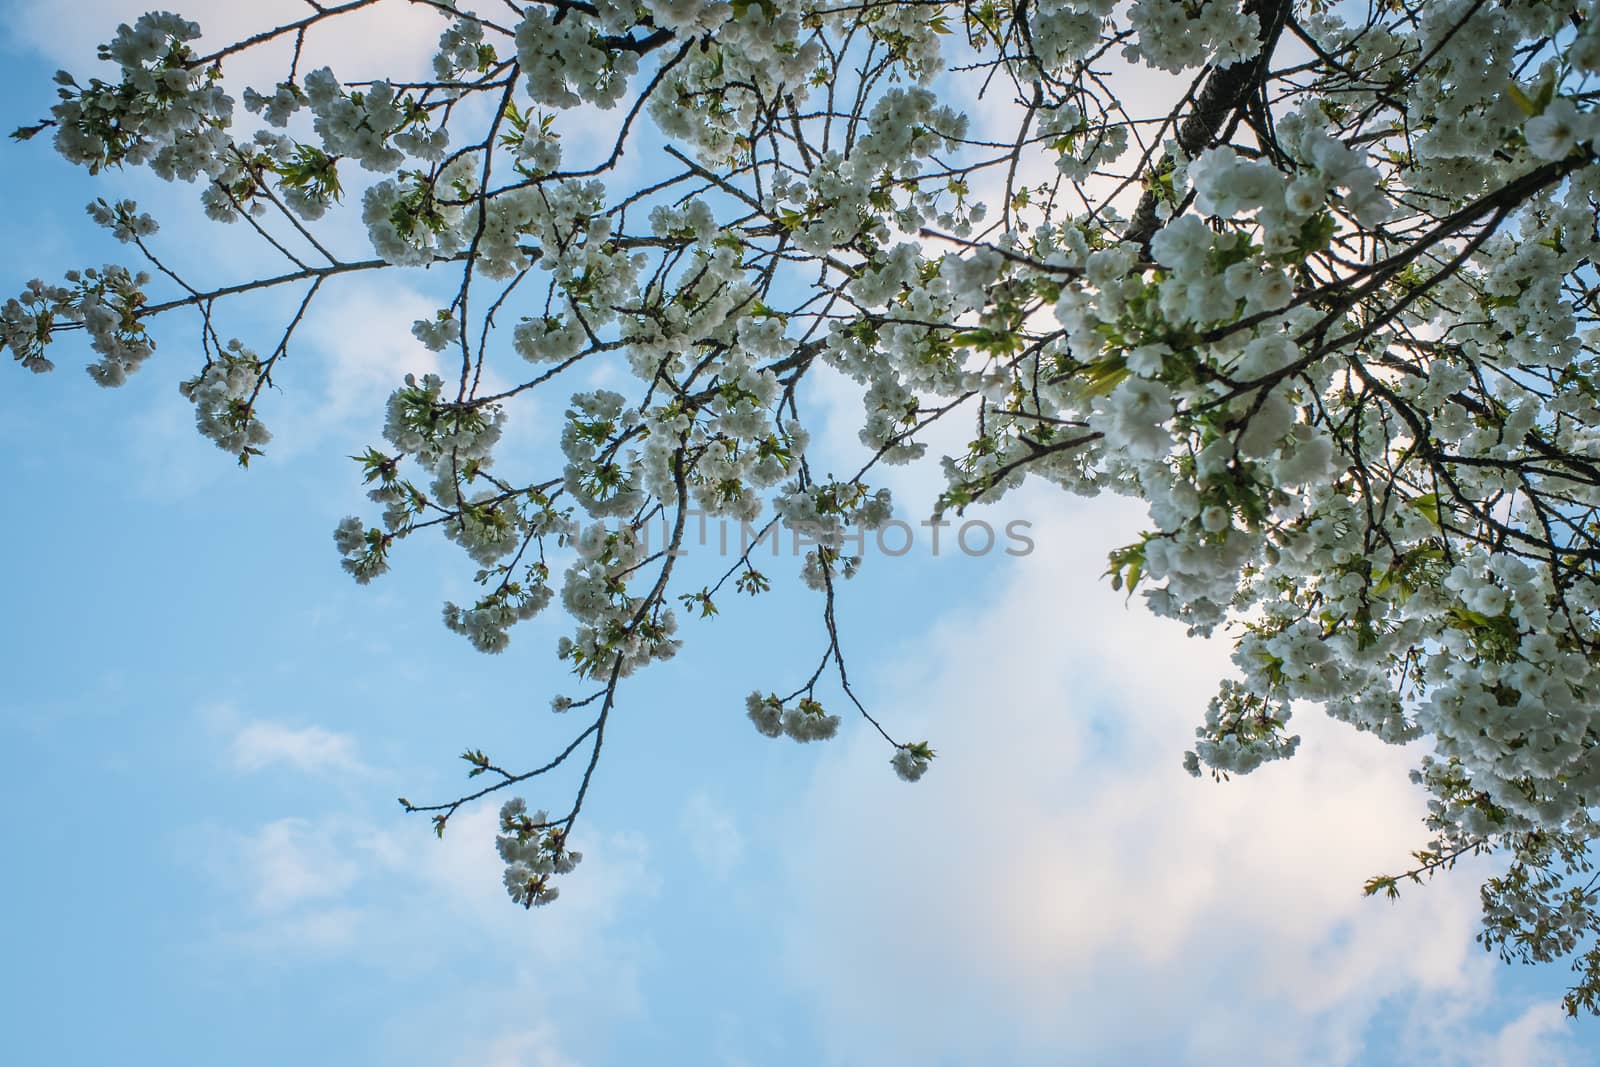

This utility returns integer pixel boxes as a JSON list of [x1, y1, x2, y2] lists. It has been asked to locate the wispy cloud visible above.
[[239, 817, 363, 914], [682, 790, 743, 878], [773, 491, 1529, 1066], [461, 1025, 586, 1067], [192, 802, 660, 1061], [1474, 1003, 1577, 1067], [230, 719, 367, 776]]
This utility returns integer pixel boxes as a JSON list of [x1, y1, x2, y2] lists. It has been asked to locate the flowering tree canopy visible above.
[[10, 0, 1600, 1014]]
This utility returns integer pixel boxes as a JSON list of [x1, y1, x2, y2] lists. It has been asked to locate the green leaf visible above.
[[1506, 82, 1538, 117], [1410, 492, 1441, 526]]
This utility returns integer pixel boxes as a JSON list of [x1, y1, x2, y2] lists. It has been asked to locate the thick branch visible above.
[[1122, 0, 1294, 251]]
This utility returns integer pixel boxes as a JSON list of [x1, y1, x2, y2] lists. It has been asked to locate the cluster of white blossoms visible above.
[[746, 691, 933, 786], [14, 0, 1600, 1004], [2, 265, 154, 384], [86, 197, 159, 244], [647, 1, 825, 158], [47, 12, 233, 181], [643, 0, 730, 37], [1123, 0, 1261, 73], [745, 692, 841, 743], [176, 339, 273, 462], [1026, 1, 1111, 74], [890, 743, 935, 783], [514, 4, 644, 112], [556, 525, 683, 680], [1182, 679, 1301, 779], [304, 69, 416, 172], [241, 80, 306, 129], [432, 14, 489, 83], [333, 514, 391, 585], [496, 798, 582, 909], [443, 579, 553, 655], [410, 311, 461, 354], [0, 280, 61, 373], [360, 158, 470, 267]]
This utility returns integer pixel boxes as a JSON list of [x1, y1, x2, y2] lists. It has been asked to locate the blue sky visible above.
[[3, 4, 1599, 1065]]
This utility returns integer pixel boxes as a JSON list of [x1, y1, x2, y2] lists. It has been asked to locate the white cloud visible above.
[[196, 802, 659, 1061], [239, 816, 363, 914], [460, 1025, 586, 1067], [231, 719, 367, 776], [207, 800, 655, 956], [285, 280, 445, 446], [682, 790, 743, 878], [239, 905, 369, 955], [283, 277, 534, 447], [772, 489, 1525, 1065], [1474, 1003, 1577, 1067]]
